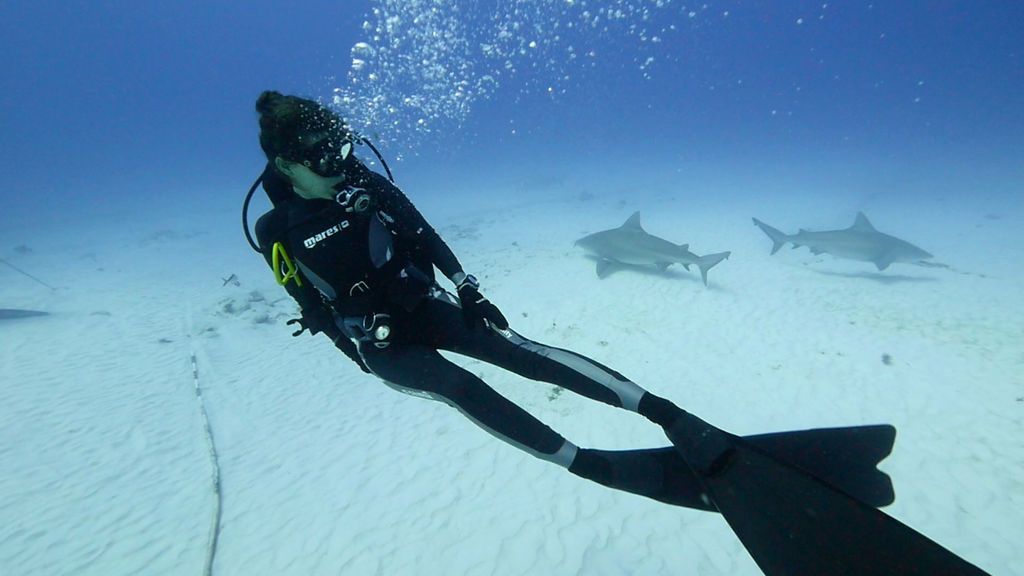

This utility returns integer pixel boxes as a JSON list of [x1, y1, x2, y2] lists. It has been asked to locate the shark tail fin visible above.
[[752, 218, 789, 255], [697, 251, 731, 287]]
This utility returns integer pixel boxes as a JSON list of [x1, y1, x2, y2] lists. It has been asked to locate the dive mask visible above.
[[295, 133, 355, 177]]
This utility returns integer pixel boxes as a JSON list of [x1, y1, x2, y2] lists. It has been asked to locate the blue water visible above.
[[2, 1, 1021, 224], [1, 2, 1021, 575]]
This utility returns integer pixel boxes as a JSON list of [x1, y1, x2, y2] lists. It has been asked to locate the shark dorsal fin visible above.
[[852, 212, 876, 231], [621, 211, 644, 231]]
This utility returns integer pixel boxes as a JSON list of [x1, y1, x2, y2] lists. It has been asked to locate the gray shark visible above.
[[752, 212, 933, 271], [574, 212, 731, 286]]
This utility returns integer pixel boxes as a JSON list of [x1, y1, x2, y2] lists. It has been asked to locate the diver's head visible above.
[[255, 90, 356, 200]]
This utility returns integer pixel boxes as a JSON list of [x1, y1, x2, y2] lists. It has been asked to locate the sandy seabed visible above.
[[1, 176, 1021, 576]]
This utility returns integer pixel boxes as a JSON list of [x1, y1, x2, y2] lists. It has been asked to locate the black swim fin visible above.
[[666, 412, 989, 576], [570, 424, 894, 512], [745, 423, 896, 507]]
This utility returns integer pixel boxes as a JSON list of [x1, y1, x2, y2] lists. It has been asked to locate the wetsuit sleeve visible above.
[[369, 173, 464, 281], [254, 211, 369, 372]]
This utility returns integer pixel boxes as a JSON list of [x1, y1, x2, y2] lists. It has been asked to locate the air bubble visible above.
[[332, 1, 708, 152]]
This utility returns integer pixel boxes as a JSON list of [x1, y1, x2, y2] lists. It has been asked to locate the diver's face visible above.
[[275, 157, 346, 200], [300, 133, 354, 177], [278, 130, 354, 200]]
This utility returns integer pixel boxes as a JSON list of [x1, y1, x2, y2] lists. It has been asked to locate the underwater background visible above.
[[1, 2, 1022, 575], [4, 1, 1021, 223]]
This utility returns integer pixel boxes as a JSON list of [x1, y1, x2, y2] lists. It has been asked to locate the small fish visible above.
[[222, 274, 240, 287]]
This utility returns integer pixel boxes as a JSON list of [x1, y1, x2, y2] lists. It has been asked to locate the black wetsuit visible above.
[[254, 164, 680, 480]]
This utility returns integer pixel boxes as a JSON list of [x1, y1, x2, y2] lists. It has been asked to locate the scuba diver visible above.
[[243, 91, 988, 576]]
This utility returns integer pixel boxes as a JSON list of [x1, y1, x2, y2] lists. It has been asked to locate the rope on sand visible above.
[[0, 257, 57, 291], [190, 350, 223, 576]]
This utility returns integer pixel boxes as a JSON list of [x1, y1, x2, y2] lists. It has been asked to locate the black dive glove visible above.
[[288, 309, 372, 374], [455, 274, 509, 331], [286, 309, 334, 337]]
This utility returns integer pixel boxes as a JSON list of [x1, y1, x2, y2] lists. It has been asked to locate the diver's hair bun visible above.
[[255, 90, 349, 165], [255, 90, 285, 116]]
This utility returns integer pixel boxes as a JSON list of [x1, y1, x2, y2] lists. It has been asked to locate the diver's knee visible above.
[[543, 441, 578, 467]]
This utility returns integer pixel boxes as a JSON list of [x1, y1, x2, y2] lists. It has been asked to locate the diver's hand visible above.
[[287, 308, 333, 337], [287, 317, 315, 336], [456, 275, 509, 331]]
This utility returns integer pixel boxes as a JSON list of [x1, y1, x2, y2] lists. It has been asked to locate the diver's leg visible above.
[[384, 298, 900, 513], [418, 295, 686, 424], [356, 338, 699, 506], [356, 341, 577, 467]]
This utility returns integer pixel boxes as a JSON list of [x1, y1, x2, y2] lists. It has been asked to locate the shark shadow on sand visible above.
[[577, 255, 711, 285], [0, 309, 50, 320], [813, 269, 939, 285]]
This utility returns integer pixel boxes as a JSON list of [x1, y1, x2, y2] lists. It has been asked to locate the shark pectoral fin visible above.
[[596, 260, 618, 278], [810, 247, 825, 255], [655, 262, 672, 272], [874, 258, 892, 271]]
